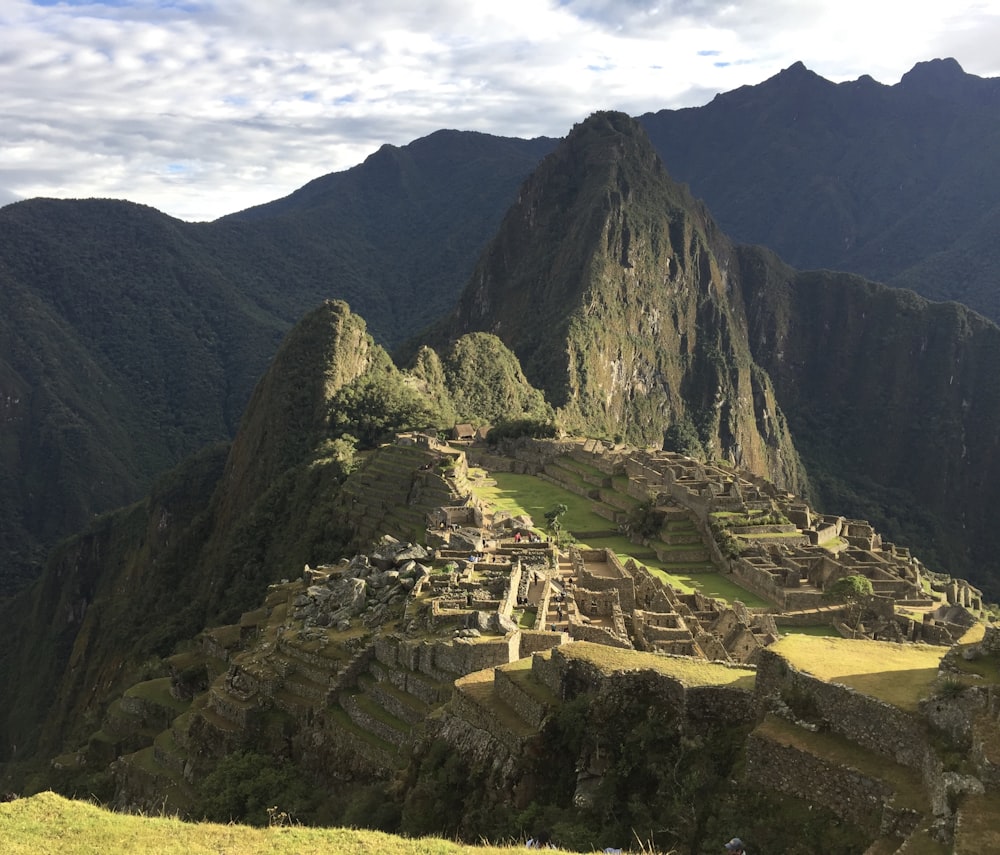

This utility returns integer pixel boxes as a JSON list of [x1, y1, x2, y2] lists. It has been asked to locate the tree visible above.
[[824, 574, 874, 633], [545, 503, 568, 540]]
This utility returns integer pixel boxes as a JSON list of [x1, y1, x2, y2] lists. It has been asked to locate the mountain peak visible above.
[[900, 56, 965, 83], [898, 57, 969, 96]]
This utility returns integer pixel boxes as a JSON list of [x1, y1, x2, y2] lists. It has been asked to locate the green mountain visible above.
[[4, 106, 1000, 854], [0, 133, 553, 594], [434, 111, 1000, 600], [5, 58, 1000, 602], [739, 255, 1000, 599], [0, 299, 550, 767], [436, 112, 805, 493]]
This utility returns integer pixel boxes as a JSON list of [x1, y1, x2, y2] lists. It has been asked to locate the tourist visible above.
[[526, 829, 555, 848], [724, 837, 747, 853]]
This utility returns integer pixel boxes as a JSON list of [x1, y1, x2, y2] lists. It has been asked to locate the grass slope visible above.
[[0, 791, 623, 855]]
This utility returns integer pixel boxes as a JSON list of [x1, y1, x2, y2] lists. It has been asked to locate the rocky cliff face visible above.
[[443, 111, 806, 493], [738, 250, 1000, 596]]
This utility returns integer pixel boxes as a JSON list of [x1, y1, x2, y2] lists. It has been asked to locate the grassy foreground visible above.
[[0, 791, 621, 855]]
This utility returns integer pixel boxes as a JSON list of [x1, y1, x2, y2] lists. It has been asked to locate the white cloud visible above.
[[1, 0, 997, 220]]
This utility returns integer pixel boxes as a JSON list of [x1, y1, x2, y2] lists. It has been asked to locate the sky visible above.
[[2, 1, 998, 222]]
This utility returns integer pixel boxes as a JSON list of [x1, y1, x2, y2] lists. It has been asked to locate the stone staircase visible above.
[[648, 511, 714, 570]]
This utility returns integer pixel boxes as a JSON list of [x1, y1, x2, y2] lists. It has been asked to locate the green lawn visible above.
[[779, 624, 840, 638], [472, 471, 610, 535], [555, 642, 756, 689]]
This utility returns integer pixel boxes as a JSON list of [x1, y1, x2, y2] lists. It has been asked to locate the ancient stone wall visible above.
[[494, 667, 550, 728], [744, 725, 915, 837], [429, 635, 520, 676], [983, 625, 1000, 653], [428, 705, 524, 782], [518, 630, 563, 658], [732, 556, 785, 603], [449, 679, 533, 756], [756, 649, 930, 770], [571, 622, 633, 648], [682, 684, 755, 729]]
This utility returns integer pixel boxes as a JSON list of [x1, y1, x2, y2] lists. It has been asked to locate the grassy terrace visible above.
[[949, 637, 1000, 684], [779, 624, 840, 638], [552, 641, 756, 689], [470, 469, 771, 607], [768, 636, 944, 711], [455, 670, 536, 736], [955, 790, 1000, 854], [497, 657, 559, 705], [125, 678, 191, 714]]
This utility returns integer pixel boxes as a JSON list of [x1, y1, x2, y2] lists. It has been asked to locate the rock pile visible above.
[[292, 537, 433, 631]]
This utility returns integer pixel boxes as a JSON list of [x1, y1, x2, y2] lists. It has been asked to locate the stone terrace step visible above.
[[453, 670, 537, 745], [746, 715, 928, 840], [599, 486, 640, 512], [555, 454, 611, 485], [281, 671, 329, 705], [494, 659, 557, 729], [371, 660, 453, 706], [538, 472, 594, 501], [953, 789, 1000, 854], [152, 728, 187, 777], [339, 689, 412, 749], [119, 746, 196, 813], [325, 705, 404, 771], [358, 673, 431, 725], [590, 502, 624, 523]]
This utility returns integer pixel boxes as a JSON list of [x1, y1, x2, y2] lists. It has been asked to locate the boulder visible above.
[[394, 544, 430, 564]]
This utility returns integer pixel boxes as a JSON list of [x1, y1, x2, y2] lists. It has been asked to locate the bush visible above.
[[195, 751, 318, 826]]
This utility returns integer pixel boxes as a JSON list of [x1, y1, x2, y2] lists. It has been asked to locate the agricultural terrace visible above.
[[550, 641, 756, 689], [768, 636, 945, 711]]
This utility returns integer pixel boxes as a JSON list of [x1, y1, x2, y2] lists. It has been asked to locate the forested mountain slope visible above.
[[0, 132, 553, 593]]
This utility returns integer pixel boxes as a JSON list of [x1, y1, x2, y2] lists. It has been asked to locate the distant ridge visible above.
[[638, 57, 1000, 320]]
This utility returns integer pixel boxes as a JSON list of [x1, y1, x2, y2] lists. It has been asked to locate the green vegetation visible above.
[[7, 89, 1000, 855], [328, 351, 443, 449], [779, 624, 840, 638], [441, 333, 552, 426], [756, 715, 929, 813]]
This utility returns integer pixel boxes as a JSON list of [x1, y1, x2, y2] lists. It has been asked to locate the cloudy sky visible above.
[[2, 0, 998, 222]]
